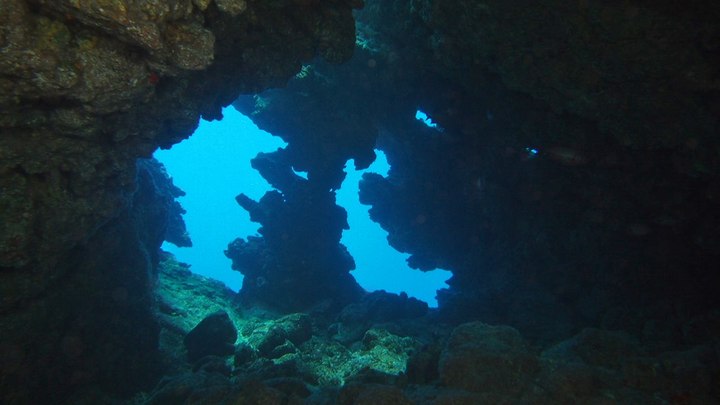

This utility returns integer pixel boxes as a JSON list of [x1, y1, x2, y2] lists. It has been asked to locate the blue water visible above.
[[337, 155, 452, 306], [155, 106, 450, 306]]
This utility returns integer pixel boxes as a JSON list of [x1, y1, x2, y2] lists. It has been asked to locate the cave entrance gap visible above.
[[154, 107, 285, 290], [156, 106, 450, 306], [337, 151, 452, 306]]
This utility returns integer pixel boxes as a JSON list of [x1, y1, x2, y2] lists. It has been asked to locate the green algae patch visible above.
[[294, 329, 417, 386], [156, 253, 243, 334]]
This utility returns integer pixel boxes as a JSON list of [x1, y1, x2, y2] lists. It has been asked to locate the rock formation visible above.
[[234, 0, 720, 344], [0, 0, 360, 402]]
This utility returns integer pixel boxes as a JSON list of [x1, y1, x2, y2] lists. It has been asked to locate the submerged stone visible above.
[[439, 322, 540, 396], [184, 310, 238, 363]]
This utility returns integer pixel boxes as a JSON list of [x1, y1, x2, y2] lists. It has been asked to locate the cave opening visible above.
[[155, 106, 450, 306], [337, 149, 452, 307]]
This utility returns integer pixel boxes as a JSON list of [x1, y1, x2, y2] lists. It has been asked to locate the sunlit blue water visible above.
[[155, 106, 450, 306], [338, 156, 451, 306]]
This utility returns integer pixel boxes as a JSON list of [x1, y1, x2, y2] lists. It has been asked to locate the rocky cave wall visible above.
[[233, 0, 720, 342], [358, 0, 720, 342], [0, 0, 360, 402]]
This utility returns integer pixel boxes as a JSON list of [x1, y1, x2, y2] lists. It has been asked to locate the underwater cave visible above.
[[1, 0, 720, 403], [154, 106, 450, 306]]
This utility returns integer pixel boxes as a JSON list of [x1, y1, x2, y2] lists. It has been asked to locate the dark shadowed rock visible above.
[[542, 328, 641, 369], [147, 372, 233, 405], [234, 342, 258, 368], [192, 355, 232, 376], [334, 291, 429, 344], [340, 291, 429, 324], [405, 343, 442, 384], [184, 310, 237, 363], [225, 149, 364, 312], [264, 377, 312, 399], [439, 322, 540, 396], [339, 383, 414, 405]]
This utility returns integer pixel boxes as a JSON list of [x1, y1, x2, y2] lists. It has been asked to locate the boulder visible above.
[[438, 322, 539, 396], [184, 310, 237, 363]]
